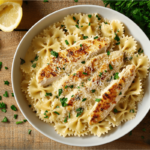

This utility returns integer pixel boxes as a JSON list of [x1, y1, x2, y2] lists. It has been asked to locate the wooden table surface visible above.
[[0, 1, 150, 149]]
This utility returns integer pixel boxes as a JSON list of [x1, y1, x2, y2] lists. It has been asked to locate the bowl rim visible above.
[[11, 4, 150, 147]]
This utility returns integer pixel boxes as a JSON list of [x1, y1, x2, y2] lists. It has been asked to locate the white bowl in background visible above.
[[11, 5, 150, 147]]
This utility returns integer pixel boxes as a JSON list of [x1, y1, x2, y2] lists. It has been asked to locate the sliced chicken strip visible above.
[[36, 37, 110, 86], [66, 52, 124, 110], [89, 64, 136, 125]]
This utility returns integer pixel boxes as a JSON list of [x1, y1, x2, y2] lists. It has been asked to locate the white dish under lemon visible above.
[[11, 5, 150, 147]]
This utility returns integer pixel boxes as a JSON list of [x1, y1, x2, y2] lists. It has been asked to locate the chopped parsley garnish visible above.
[[82, 98, 87, 102], [29, 105, 31, 107], [104, 22, 108, 24], [74, 0, 78, 2], [24, 119, 27, 122], [28, 129, 32, 134], [107, 51, 110, 56], [3, 91, 8, 97], [4, 81, 9, 86], [81, 61, 85, 64], [54, 111, 60, 115], [77, 86, 80, 89], [47, 63, 50, 65], [114, 33, 120, 41], [73, 16, 76, 21], [1, 109, 6, 113], [77, 20, 79, 24], [96, 15, 101, 20], [142, 128, 146, 132], [76, 108, 84, 117], [16, 121, 23, 124], [71, 95, 74, 97], [65, 40, 69, 45], [61, 25, 64, 27], [20, 58, 25, 65], [43, 0, 48, 2], [11, 93, 14, 97], [99, 25, 101, 28], [14, 114, 18, 119], [50, 50, 59, 58], [0, 96, 1, 100], [129, 131, 132, 136], [94, 36, 98, 39], [80, 44, 82, 47], [73, 73, 76, 76], [5, 67, 8, 70], [88, 14, 92, 18], [116, 42, 120, 45], [11, 105, 17, 111], [56, 106, 59, 108], [45, 93, 52, 96], [2, 117, 8, 122], [119, 92, 122, 95], [70, 85, 74, 88], [105, 70, 107, 72], [113, 108, 118, 113], [138, 48, 143, 55], [74, 41, 76, 43], [88, 22, 91, 26], [65, 85, 68, 89], [0, 62, 2, 70], [81, 25, 83, 27], [44, 110, 48, 115], [130, 109, 135, 113], [32, 63, 36, 68], [64, 117, 67, 123], [82, 72, 87, 75], [141, 136, 144, 139], [95, 98, 101, 102], [69, 112, 71, 118], [129, 57, 133, 60], [91, 89, 96, 93], [60, 97, 68, 107], [109, 64, 113, 70], [31, 55, 39, 63], [75, 25, 79, 28], [99, 72, 103, 77], [114, 72, 119, 80], [88, 78, 91, 81], [44, 116, 48, 118], [0, 102, 6, 108], [63, 28, 67, 32], [83, 36, 88, 39]]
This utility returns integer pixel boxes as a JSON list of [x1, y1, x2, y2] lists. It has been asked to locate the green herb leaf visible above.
[[73, 73, 76, 76], [32, 63, 36, 68], [82, 72, 87, 75], [29, 105, 31, 107], [4, 80, 9, 86], [64, 117, 67, 123], [77, 20, 79, 24], [114, 72, 119, 80], [74, 0, 78, 2], [107, 51, 110, 56], [14, 114, 18, 119], [114, 33, 120, 41], [65, 85, 68, 89], [88, 78, 91, 81], [11, 93, 14, 97], [82, 98, 87, 102], [61, 25, 64, 28], [54, 111, 60, 115], [60, 97, 68, 107], [88, 22, 91, 26], [119, 92, 122, 95], [138, 48, 143, 55], [91, 89, 96, 93], [71, 95, 74, 97], [28, 129, 32, 134], [58, 89, 63, 96], [45, 93, 52, 96], [142, 128, 146, 132], [109, 64, 113, 70], [104, 22, 108, 24], [2, 116, 8, 122], [76, 108, 84, 117], [0, 62, 2, 70], [24, 119, 27, 122], [0, 102, 6, 108], [70, 85, 74, 88], [99, 72, 103, 77], [20, 58, 25, 65], [65, 40, 69, 45], [116, 42, 120, 45], [51, 50, 59, 58], [83, 36, 88, 39], [69, 112, 71, 118], [81, 61, 85, 64], [75, 25, 79, 28], [11, 105, 17, 111], [95, 98, 101, 102], [94, 36, 98, 39], [16, 121, 23, 124], [43, 0, 48, 2], [73, 16, 76, 21], [56, 106, 59, 108], [5, 67, 8, 70], [96, 15, 101, 20], [80, 44, 82, 47], [88, 14, 92, 18], [113, 108, 118, 113], [0, 96, 1, 100], [3, 91, 8, 97], [130, 109, 135, 113], [1, 109, 7, 113], [129, 131, 132, 136]]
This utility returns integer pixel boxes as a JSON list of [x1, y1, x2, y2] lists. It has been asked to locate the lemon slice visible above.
[[0, 2, 23, 32]]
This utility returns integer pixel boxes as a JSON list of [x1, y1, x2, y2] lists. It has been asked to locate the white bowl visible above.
[[11, 5, 150, 147]]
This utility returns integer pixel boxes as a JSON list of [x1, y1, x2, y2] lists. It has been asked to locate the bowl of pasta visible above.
[[11, 5, 150, 147]]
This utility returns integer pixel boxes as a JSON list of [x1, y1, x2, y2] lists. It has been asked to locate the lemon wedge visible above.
[[0, 2, 23, 32], [0, 0, 22, 6]]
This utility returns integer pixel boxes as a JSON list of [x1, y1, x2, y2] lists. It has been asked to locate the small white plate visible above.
[[11, 5, 150, 147]]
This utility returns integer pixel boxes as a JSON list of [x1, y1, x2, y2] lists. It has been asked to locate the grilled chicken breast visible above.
[[89, 64, 136, 125], [66, 52, 124, 110], [37, 37, 110, 86]]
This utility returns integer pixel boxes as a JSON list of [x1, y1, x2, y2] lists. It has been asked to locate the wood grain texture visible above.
[[0, 0, 150, 149]]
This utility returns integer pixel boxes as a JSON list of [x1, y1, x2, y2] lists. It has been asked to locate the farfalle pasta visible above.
[[20, 13, 149, 137]]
